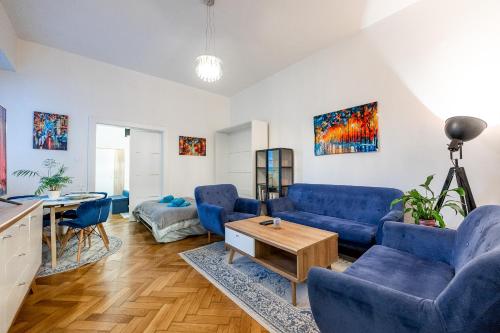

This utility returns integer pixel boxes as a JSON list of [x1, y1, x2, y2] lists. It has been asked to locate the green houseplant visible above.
[[13, 159, 72, 199], [391, 175, 465, 228]]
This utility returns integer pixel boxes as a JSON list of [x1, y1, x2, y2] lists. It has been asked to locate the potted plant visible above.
[[13, 159, 72, 199], [391, 175, 465, 228]]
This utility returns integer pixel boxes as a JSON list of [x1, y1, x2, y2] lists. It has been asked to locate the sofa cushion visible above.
[[286, 183, 403, 225], [345, 245, 454, 300], [227, 212, 256, 222], [274, 211, 378, 245]]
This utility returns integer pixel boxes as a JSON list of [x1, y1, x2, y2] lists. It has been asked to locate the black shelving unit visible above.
[[256, 148, 294, 201]]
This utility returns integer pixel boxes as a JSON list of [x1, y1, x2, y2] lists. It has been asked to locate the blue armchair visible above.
[[308, 205, 500, 333], [194, 184, 261, 239], [59, 198, 112, 263]]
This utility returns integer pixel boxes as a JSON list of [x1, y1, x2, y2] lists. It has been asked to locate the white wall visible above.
[[0, 40, 230, 198], [231, 0, 500, 228], [0, 2, 17, 70]]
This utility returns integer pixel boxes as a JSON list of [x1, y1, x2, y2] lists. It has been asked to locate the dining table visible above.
[[41, 193, 106, 268]]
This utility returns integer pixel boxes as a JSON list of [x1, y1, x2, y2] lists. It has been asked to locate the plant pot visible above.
[[47, 190, 61, 200], [419, 219, 436, 227]]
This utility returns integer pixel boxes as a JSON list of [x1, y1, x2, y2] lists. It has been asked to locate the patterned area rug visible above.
[[37, 234, 122, 277], [180, 241, 352, 333]]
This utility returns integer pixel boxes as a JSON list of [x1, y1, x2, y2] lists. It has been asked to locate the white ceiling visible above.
[[1, 0, 420, 96]]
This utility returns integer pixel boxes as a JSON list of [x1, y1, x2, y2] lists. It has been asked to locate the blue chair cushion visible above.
[[227, 212, 256, 222], [274, 211, 377, 245], [345, 245, 455, 300]]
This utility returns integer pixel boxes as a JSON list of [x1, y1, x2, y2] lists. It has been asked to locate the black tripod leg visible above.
[[436, 167, 455, 211], [456, 167, 476, 213]]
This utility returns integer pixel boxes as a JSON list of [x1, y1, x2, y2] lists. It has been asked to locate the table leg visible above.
[[50, 207, 57, 269], [228, 248, 235, 264], [291, 281, 297, 306]]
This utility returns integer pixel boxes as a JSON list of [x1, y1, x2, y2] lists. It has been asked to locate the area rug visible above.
[[37, 234, 122, 277], [180, 241, 352, 333]]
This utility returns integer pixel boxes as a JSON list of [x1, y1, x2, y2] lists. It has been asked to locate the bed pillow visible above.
[[159, 195, 174, 203]]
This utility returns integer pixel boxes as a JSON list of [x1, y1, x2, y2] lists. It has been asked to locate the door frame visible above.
[[87, 116, 168, 201]]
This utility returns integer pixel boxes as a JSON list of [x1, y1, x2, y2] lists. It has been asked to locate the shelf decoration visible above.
[[256, 148, 294, 201]]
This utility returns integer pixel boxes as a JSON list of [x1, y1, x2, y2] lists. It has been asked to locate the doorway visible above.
[[94, 123, 163, 218]]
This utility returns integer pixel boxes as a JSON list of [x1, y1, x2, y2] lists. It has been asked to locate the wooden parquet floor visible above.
[[10, 216, 268, 333]]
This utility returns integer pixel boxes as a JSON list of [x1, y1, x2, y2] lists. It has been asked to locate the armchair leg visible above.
[[87, 228, 92, 248], [97, 224, 110, 251], [207, 231, 211, 243], [76, 230, 84, 263]]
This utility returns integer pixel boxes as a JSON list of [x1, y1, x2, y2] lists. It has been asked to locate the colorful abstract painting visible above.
[[179, 136, 206, 156], [0, 106, 6, 195], [314, 102, 378, 156], [33, 111, 68, 150]]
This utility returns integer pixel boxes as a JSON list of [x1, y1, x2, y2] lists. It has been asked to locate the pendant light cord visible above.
[[204, 1, 216, 55]]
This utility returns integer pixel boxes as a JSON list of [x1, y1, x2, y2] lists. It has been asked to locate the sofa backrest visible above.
[[287, 183, 403, 224], [437, 206, 500, 332], [194, 184, 239, 213], [452, 205, 500, 271]]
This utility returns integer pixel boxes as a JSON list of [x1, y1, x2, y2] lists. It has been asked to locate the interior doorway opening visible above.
[[95, 124, 130, 217]]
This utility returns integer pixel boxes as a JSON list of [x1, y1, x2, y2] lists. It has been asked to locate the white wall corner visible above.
[[0, 2, 17, 71]]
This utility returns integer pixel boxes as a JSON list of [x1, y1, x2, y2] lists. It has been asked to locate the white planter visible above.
[[47, 190, 61, 200]]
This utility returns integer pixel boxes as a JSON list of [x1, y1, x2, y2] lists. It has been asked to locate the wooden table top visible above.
[[225, 216, 338, 254]]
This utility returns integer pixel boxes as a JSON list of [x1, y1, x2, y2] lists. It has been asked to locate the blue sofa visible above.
[[194, 184, 261, 236], [308, 205, 500, 333], [110, 190, 129, 214], [266, 183, 403, 253]]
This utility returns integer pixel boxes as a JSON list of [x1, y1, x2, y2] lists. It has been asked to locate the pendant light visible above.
[[195, 0, 223, 83]]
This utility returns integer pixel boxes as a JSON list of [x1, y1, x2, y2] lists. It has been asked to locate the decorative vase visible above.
[[47, 190, 60, 200], [419, 219, 436, 227]]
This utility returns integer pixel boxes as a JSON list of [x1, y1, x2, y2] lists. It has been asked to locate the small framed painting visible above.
[[33, 111, 69, 150], [179, 136, 206, 156], [314, 102, 379, 156]]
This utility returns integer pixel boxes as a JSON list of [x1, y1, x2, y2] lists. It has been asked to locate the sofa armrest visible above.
[[234, 198, 261, 216], [266, 197, 294, 216], [197, 203, 227, 235], [376, 209, 404, 244], [382, 221, 456, 264], [308, 268, 439, 333]]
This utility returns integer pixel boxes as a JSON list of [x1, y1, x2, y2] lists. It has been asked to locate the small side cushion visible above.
[[345, 245, 454, 300], [274, 211, 377, 245]]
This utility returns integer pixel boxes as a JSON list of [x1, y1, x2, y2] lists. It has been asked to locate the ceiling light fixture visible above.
[[195, 0, 222, 83]]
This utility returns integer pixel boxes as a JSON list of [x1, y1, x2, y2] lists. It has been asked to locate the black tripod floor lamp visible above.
[[436, 116, 487, 215]]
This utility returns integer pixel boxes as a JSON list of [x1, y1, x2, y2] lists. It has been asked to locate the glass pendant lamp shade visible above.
[[195, 55, 223, 83]]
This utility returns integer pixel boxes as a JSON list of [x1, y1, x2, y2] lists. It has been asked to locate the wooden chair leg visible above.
[[207, 231, 211, 243], [87, 228, 92, 248], [58, 228, 73, 257], [42, 233, 51, 250], [97, 224, 110, 251], [76, 230, 84, 263]]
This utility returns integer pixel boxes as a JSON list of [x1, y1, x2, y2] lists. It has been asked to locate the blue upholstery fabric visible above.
[[194, 184, 260, 236], [267, 183, 403, 251], [308, 205, 500, 333], [110, 193, 129, 214], [274, 211, 377, 245], [60, 198, 112, 229], [64, 192, 109, 218], [227, 212, 255, 222], [345, 245, 454, 299]]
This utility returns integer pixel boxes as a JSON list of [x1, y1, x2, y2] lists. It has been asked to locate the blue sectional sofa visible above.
[[266, 183, 403, 253], [308, 205, 500, 333], [110, 190, 129, 214], [194, 184, 261, 236]]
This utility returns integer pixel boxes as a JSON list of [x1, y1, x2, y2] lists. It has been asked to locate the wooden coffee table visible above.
[[224, 216, 338, 305]]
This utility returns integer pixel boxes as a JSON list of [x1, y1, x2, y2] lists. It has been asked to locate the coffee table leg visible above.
[[291, 281, 297, 306], [228, 248, 235, 264]]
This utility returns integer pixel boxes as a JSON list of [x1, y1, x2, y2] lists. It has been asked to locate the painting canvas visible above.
[[0, 106, 6, 195], [179, 136, 206, 156], [314, 102, 378, 156], [33, 111, 68, 150]]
